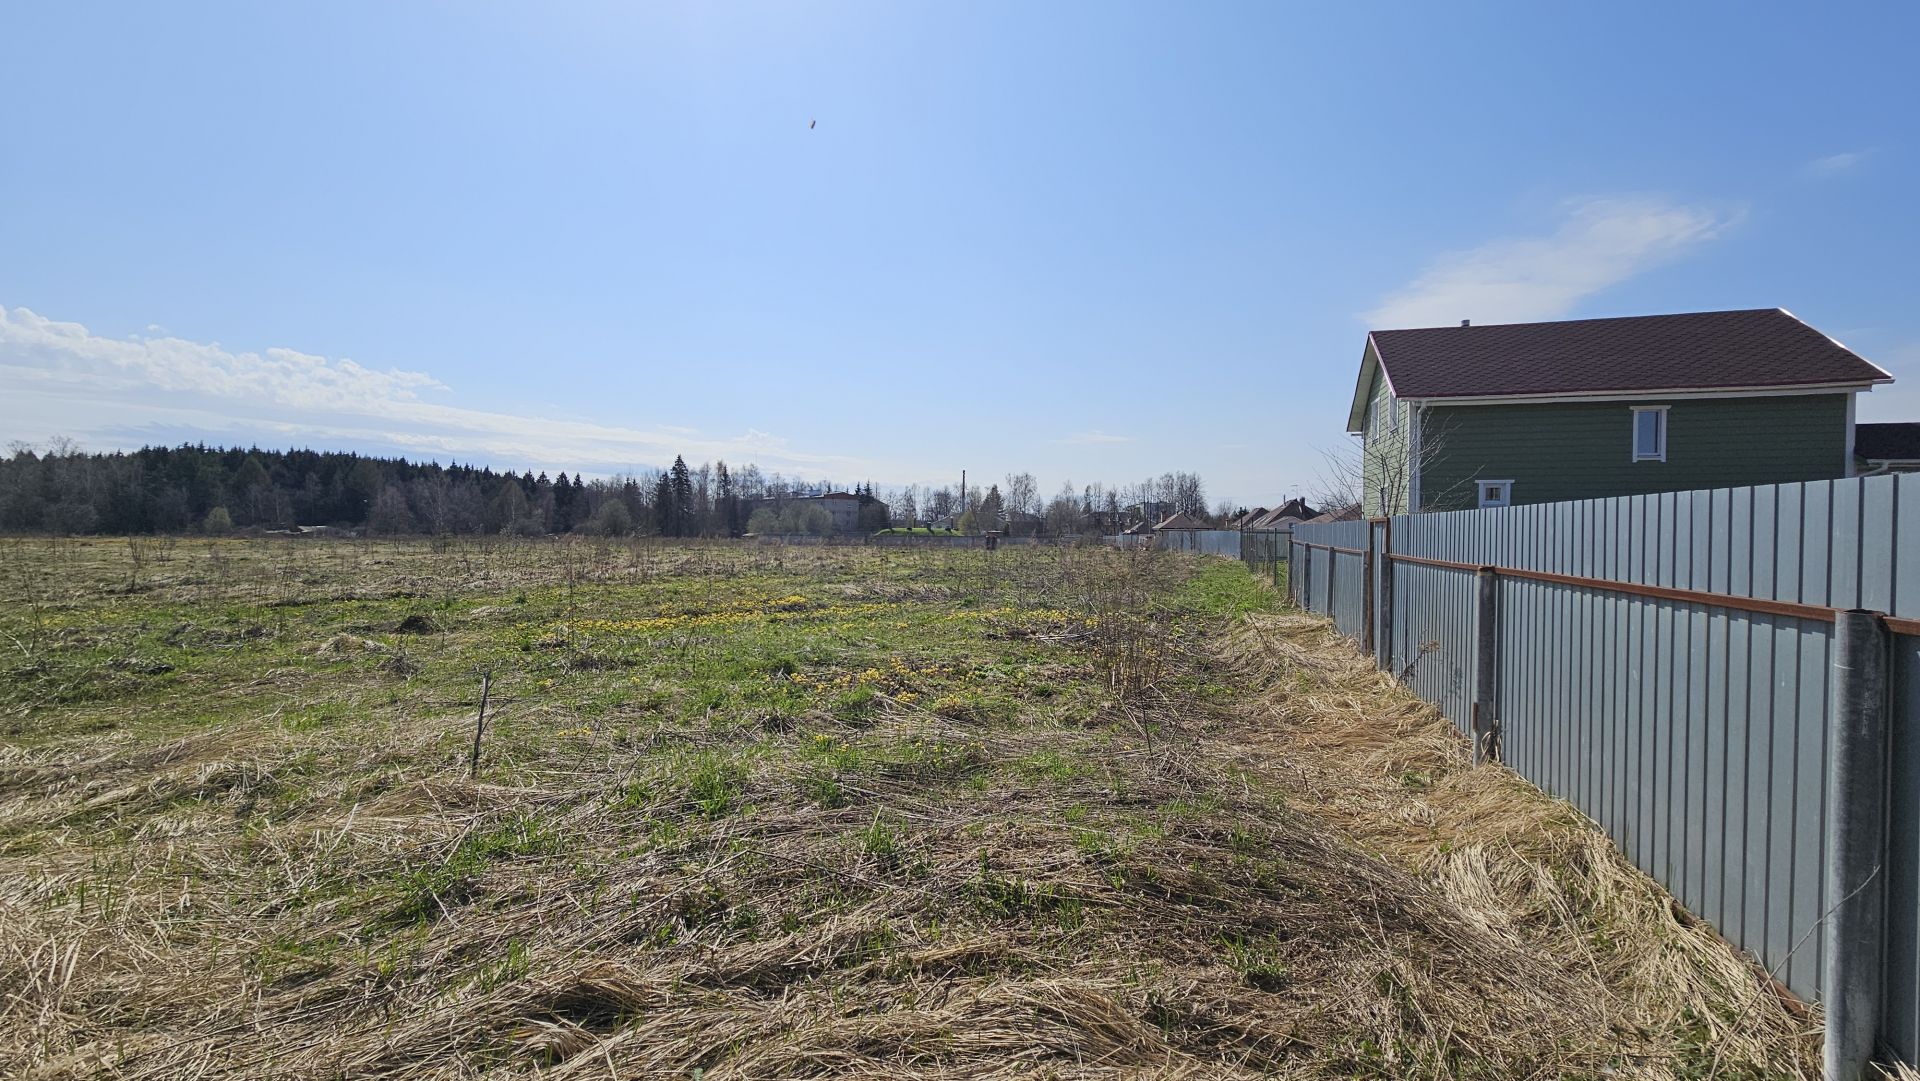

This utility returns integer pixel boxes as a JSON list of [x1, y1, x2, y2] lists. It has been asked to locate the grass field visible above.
[[0, 537, 1817, 1079]]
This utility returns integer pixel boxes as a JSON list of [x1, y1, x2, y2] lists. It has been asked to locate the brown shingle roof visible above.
[[1247, 511, 1305, 530], [1153, 512, 1206, 530], [1370, 308, 1890, 401], [1304, 506, 1362, 523]]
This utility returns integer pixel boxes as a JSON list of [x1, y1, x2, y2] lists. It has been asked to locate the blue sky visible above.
[[3, 1, 1916, 506]]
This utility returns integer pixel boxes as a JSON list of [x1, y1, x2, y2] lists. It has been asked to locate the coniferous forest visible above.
[[0, 443, 850, 538], [0, 442, 1217, 538]]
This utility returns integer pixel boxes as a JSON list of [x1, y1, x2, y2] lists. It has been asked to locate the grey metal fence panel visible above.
[[1290, 472, 1920, 1059], [1290, 520, 1368, 641], [1240, 529, 1290, 566], [1154, 530, 1244, 558], [1892, 634, 1920, 1059]]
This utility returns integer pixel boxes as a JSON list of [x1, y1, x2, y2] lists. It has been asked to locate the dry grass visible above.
[[1220, 611, 1823, 1078], [0, 539, 1826, 1078]]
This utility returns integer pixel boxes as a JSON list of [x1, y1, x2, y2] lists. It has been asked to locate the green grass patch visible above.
[[1173, 559, 1279, 618]]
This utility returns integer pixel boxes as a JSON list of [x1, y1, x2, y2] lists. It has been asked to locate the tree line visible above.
[[0, 440, 1219, 538]]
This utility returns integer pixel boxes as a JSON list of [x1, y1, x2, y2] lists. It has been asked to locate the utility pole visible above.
[[960, 470, 967, 515]]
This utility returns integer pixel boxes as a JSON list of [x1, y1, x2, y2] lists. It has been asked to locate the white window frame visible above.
[[1475, 479, 1513, 508], [1374, 392, 1396, 433], [1631, 405, 1669, 462]]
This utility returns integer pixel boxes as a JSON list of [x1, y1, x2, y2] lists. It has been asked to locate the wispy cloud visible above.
[[1804, 150, 1870, 179], [1055, 430, 1134, 445], [0, 305, 878, 478], [1363, 197, 1739, 330]]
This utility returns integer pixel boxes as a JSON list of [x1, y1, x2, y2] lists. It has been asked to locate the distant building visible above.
[[1152, 511, 1207, 531], [744, 491, 889, 534], [1244, 498, 1318, 530], [1349, 308, 1894, 514], [1125, 501, 1173, 525], [1856, 422, 1920, 473], [809, 492, 867, 533], [1301, 506, 1362, 524], [1002, 509, 1044, 536]]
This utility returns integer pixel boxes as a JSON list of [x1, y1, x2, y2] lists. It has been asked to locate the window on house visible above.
[[1374, 393, 1394, 433], [1476, 480, 1512, 508], [1632, 406, 1668, 462]]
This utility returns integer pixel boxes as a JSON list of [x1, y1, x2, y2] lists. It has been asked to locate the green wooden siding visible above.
[[1417, 393, 1851, 511], [1359, 349, 1413, 517]]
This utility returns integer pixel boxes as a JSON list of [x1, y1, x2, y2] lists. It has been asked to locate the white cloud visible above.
[[1055, 430, 1133, 445], [1804, 150, 1870, 178], [1363, 197, 1738, 330], [0, 305, 879, 479]]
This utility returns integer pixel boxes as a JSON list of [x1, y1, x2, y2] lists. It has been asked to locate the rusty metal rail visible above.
[[1387, 552, 1850, 625]]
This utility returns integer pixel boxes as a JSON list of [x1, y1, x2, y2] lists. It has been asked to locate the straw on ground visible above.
[[0, 537, 1818, 1078]]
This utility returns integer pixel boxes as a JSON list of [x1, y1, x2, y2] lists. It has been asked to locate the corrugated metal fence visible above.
[[1154, 529, 1243, 557], [1239, 528, 1290, 570], [1291, 473, 1920, 1070]]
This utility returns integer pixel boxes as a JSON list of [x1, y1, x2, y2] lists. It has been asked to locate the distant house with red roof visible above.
[[1244, 498, 1317, 530], [1348, 308, 1895, 515], [1151, 511, 1207, 532]]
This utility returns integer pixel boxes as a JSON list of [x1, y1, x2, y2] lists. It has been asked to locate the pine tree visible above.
[[668, 456, 694, 537], [653, 472, 675, 536], [977, 484, 1005, 531], [553, 472, 576, 532], [715, 461, 741, 537]]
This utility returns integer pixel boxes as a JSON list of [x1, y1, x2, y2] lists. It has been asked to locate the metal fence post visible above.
[[1362, 527, 1376, 657], [1299, 542, 1310, 609], [1377, 519, 1394, 671], [1326, 547, 1336, 623], [1472, 566, 1499, 764], [1825, 609, 1892, 1081]]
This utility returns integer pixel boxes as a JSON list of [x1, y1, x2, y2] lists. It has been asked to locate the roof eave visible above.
[[1344, 336, 1395, 434], [1397, 379, 1889, 407], [1777, 307, 1901, 384]]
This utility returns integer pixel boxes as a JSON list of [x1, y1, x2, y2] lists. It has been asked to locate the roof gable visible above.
[[1344, 339, 1389, 434], [1366, 308, 1890, 404]]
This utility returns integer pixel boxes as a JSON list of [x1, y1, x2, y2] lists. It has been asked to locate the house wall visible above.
[[1359, 352, 1414, 517], [1418, 392, 1850, 511], [816, 497, 861, 533]]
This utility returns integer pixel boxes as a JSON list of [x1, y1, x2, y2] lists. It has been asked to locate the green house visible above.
[[1346, 308, 1895, 515]]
